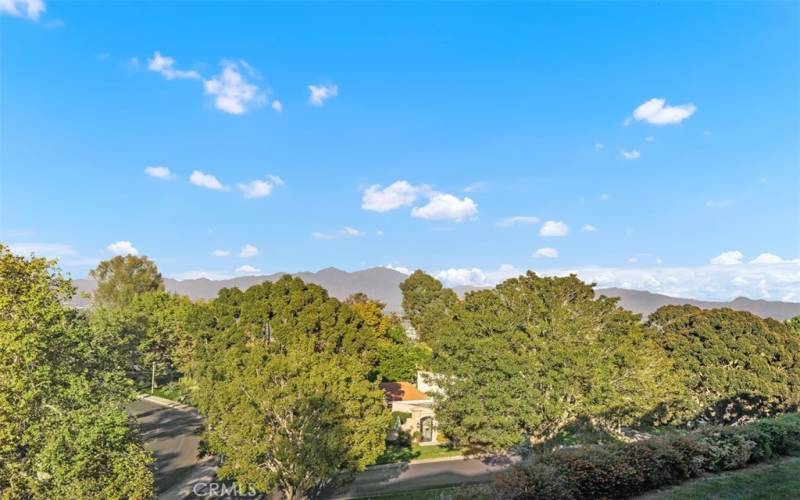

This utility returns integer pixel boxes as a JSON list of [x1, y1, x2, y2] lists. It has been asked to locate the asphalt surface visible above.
[[129, 398, 205, 495], [326, 455, 519, 499]]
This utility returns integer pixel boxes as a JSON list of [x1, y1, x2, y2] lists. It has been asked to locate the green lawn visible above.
[[375, 443, 464, 464], [640, 457, 800, 499]]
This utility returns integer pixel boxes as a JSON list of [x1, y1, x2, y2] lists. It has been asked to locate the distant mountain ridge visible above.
[[71, 267, 800, 321]]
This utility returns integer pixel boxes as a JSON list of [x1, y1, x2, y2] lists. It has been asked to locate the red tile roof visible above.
[[380, 382, 430, 402]]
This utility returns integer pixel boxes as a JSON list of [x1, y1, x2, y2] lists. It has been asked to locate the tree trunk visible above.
[[151, 361, 156, 392]]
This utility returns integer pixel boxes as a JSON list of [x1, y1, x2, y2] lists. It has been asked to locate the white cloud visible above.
[[204, 60, 266, 115], [534, 247, 559, 259], [582, 224, 597, 232], [627, 257, 639, 264], [308, 83, 338, 106], [312, 227, 365, 240], [190, 170, 227, 190], [646, 136, 656, 142], [411, 193, 478, 221], [9, 243, 76, 258], [750, 253, 791, 265], [237, 175, 284, 199], [497, 216, 539, 228], [362, 180, 424, 212], [0, 0, 45, 20], [432, 258, 800, 302], [271, 100, 283, 112], [630, 98, 697, 126], [235, 265, 261, 275], [463, 181, 488, 193], [595, 143, 604, 151], [238, 244, 259, 258], [147, 51, 201, 80], [600, 193, 610, 201], [211, 249, 231, 257], [434, 264, 520, 288], [620, 149, 641, 160], [144, 166, 174, 179], [107, 241, 139, 256], [711, 250, 743, 266], [383, 264, 411, 275], [540, 221, 569, 237]]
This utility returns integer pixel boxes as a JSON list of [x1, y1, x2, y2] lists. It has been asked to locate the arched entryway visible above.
[[420, 416, 433, 442]]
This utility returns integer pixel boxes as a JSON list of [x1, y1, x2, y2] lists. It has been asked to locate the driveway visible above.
[[326, 454, 519, 499], [129, 396, 210, 497]]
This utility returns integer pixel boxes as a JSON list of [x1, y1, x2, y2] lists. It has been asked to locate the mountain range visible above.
[[71, 267, 800, 321]]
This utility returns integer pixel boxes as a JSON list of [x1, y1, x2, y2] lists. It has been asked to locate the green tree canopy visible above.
[[646, 305, 800, 423], [89, 255, 164, 308], [399, 270, 458, 342], [0, 244, 153, 497], [428, 272, 683, 450], [191, 276, 392, 498]]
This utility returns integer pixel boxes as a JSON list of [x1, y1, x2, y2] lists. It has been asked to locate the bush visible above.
[[493, 412, 800, 500]]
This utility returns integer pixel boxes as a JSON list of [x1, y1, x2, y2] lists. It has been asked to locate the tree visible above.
[[0, 244, 153, 497], [646, 305, 800, 424], [191, 276, 392, 498], [429, 272, 683, 450], [399, 270, 458, 342], [90, 255, 164, 308]]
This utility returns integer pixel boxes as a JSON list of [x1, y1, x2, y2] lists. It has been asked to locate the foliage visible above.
[[0, 244, 153, 498], [399, 270, 458, 342], [89, 255, 164, 308], [428, 272, 684, 450], [192, 276, 392, 499], [646, 305, 800, 424], [493, 412, 800, 500]]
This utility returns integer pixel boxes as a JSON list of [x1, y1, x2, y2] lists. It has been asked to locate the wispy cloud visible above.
[[237, 174, 284, 199], [144, 165, 174, 180], [308, 83, 338, 106], [9, 242, 76, 258], [147, 51, 201, 80], [497, 216, 539, 228], [620, 150, 641, 160], [211, 249, 231, 257], [238, 244, 259, 258], [0, 0, 45, 20], [312, 227, 365, 240], [534, 247, 559, 259]]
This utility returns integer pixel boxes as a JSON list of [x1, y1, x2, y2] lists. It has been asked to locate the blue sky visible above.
[[2, 1, 799, 301]]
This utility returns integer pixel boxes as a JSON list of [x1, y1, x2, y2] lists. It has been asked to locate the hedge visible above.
[[494, 412, 800, 499]]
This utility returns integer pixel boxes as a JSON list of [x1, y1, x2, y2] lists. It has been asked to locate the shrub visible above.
[[493, 412, 800, 500]]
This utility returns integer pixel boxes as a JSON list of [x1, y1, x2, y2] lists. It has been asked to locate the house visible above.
[[380, 379, 438, 445]]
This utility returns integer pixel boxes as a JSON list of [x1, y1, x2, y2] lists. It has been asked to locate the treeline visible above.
[[402, 270, 800, 450], [2, 245, 798, 499]]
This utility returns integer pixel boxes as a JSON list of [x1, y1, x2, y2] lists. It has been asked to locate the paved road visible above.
[[129, 397, 206, 496], [327, 455, 519, 499]]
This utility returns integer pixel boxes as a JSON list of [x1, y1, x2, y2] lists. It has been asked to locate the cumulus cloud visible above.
[[235, 265, 261, 275], [540, 221, 569, 237], [211, 249, 231, 257], [497, 216, 539, 228], [711, 250, 743, 266], [384, 264, 411, 275], [620, 150, 641, 160], [144, 166, 174, 179], [534, 247, 559, 259], [582, 224, 597, 232], [308, 83, 338, 106], [238, 244, 259, 258], [147, 51, 201, 80], [312, 227, 365, 240], [107, 241, 139, 256], [204, 60, 266, 115], [8, 242, 76, 258], [629, 98, 697, 126], [271, 100, 283, 112], [434, 264, 520, 288], [750, 253, 792, 265], [362, 181, 424, 212], [411, 193, 477, 221], [190, 170, 227, 190], [0, 0, 45, 20], [237, 174, 284, 199]]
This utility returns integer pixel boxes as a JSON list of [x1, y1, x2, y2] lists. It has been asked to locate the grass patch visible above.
[[361, 484, 491, 499], [375, 443, 464, 464], [639, 457, 800, 499]]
